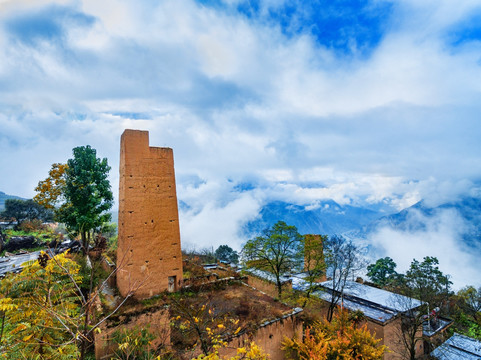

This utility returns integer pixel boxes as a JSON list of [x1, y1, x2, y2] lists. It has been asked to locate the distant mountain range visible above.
[[242, 197, 481, 251], [3, 187, 480, 254], [0, 191, 25, 210], [347, 197, 481, 248], [242, 200, 383, 237]]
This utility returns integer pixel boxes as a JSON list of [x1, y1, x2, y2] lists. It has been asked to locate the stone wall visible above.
[[117, 129, 183, 299]]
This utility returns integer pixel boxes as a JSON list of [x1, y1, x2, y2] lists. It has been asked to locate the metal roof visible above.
[[0, 251, 41, 277], [431, 333, 481, 360], [319, 280, 422, 313], [245, 272, 425, 325], [303, 280, 423, 324], [423, 316, 453, 337], [314, 290, 399, 322], [244, 268, 292, 284]]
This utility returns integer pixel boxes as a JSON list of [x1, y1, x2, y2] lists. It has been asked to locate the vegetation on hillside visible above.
[[1, 142, 480, 359]]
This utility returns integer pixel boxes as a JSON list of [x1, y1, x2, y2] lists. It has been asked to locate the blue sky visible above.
[[1, 1, 481, 282]]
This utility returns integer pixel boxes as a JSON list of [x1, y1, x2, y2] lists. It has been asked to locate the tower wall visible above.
[[117, 129, 183, 299], [304, 234, 326, 282]]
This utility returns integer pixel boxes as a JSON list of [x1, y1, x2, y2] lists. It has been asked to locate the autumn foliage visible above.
[[34, 163, 68, 209], [0, 251, 82, 359], [283, 309, 386, 360]]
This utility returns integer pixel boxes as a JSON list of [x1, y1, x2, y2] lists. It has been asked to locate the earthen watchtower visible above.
[[117, 129, 183, 299]]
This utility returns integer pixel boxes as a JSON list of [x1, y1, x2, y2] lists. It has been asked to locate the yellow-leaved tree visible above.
[[0, 251, 81, 359], [283, 309, 386, 360], [34, 163, 68, 210], [193, 341, 269, 360]]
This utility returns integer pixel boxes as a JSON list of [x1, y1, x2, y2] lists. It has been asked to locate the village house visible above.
[[313, 280, 452, 359]]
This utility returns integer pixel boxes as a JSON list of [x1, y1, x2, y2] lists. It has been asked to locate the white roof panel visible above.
[[431, 333, 481, 360], [320, 280, 422, 312]]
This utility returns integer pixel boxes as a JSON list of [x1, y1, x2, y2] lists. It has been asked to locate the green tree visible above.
[[404, 256, 452, 306], [242, 221, 302, 298], [0, 199, 53, 229], [215, 245, 239, 264], [35, 146, 113, 253], [451, 285, 481, 338], [367, 257, 398, 287], [457, 286, 481, 323], [392, 256, 452, 360]]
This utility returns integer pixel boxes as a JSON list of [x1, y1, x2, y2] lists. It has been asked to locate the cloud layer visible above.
[[1, 1, 481, 270], [368, 206, 481, 289]]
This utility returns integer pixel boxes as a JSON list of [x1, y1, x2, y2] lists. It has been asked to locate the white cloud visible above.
[[369, 208, 481, 289], [0, 0, 481, 273], [179, 189, 261, 252], [0, 0, 72, 14]]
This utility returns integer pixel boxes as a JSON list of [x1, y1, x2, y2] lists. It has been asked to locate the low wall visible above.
[[100, 256, 117, 288], [246, 274, 292, 299], [183, 273, 219, 287], [220, 308, 303, 360], [94, 306, 170, 360]]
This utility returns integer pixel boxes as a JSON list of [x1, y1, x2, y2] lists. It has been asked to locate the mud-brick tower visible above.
[[304, 234, 326, 283], [117, 129, 183, 299]]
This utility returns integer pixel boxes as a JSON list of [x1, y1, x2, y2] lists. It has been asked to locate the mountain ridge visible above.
[[242, 200, 384, 237], [0, 191, 25, 211]]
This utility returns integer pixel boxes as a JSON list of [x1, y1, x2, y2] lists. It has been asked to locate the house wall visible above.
[[376, 317, 424, 360], [117, 129, 183, 299]]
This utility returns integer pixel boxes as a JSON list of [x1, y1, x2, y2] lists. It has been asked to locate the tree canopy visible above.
[[34, 163, 68, 210], [301, 234, 327, 303], [0, 199, 53, 229], [367, 257, 398, 287], [458, 286, 481, 322], [0, 252, 82, 358], [35, 146, 113, 253], [390, 256, 452, 360], [404, 256, 452, 305], [242, 221, 303, 297], [215, 245, 239, 264]]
